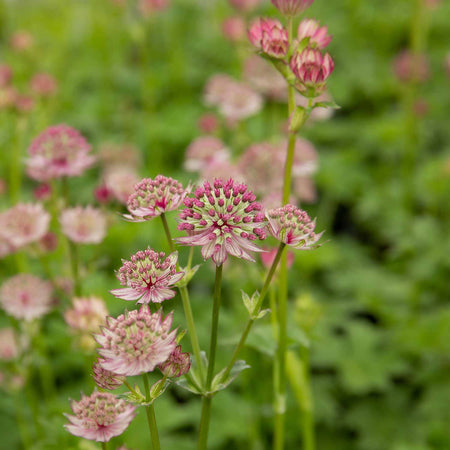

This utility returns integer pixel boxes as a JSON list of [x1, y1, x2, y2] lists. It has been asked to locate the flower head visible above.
[[0, 328, 19, 360], [92, 359, 125, 390], [30, 73, 58, 97], [110, 249, 184, 304], [65, 391, 135, 442], [297, 19, 332, 49], [177, 178, 266, 265], [0, 274, 53, 321], [185, 136, 229, 173], [26, 124, 95, 181], [10, 30, 34, 51], [95, 306, 177, 376], [266, 204, 323, 249], [64, 297, 108, 333], [125, 175, 188, 222], [248, 18, 289, 59], [158, 345, 191, 378], [290, 48, 334, 96], [222, 16, 246, 42], [103, 166, 140, 205], [0, 203, 50, 248], [393, 50, 430, 84], [270, 0, 314, 16], [228, 0, 262, 12], [60, 206, 107, 244]]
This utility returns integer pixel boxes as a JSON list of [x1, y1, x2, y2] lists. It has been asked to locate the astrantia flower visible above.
[[64, 297, 108, 333], [110, 249, 184, 304], [297, 19, 332, 49], [266, 204, 323, 249], [60, 206, 107, 244], [103, 166, 140, 205], [393, 50, 430, 84], [95, 306, 177, 376], [98, 142, 140, 170], [290, 48, 334, 96], [218, 81, 263, 122], [26, 124, 95, 181], [0, 203, 50, 248], [125, 175, 188, 222], [30, 73, 58, 97], [158, 345, 191, 378], [65, 391, 135, 442], [92, 359, 125, 390], [0, 328, 19, 360], [248, 18, 289, 59], [0, 274, 53, 321], [222, 16, 246, 42], [185, 136, 229, 173], [270, 0, 314, 16], [177, 178, 266, 265]]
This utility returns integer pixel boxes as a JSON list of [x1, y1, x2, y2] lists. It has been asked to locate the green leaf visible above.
[[210, 360, 251, 394]]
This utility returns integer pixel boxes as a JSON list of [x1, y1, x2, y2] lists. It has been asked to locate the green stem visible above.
[[143, 373, 161, 450], [124, 380, 139, 396], [101, 442, 107, 450], [220, 243, 286, 381], [68, 240, 81, 296], [160, 214, 204, 382], [197, 264, 223, 450]]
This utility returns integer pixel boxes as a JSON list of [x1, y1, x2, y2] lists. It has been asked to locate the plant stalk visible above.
[[143, 373, 161, 450]]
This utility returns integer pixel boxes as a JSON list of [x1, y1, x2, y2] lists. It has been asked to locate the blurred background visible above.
[[0, 0, 450, 449]]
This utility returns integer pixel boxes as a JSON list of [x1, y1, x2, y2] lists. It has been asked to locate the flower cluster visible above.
[[248, 18, 289, 59], [26, 124, 95, 181], [266, 204, 323, 249], [95, 306, 177, 376], [177, 178, 266, 265], [60, 206, 107, 244], [111, 249, 184, 304], [65, 391, 135, 442], [125, 175, 188, 221]]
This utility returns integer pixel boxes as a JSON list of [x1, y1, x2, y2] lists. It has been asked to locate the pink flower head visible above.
[[185, 136, 229, 173], [260, 247, 295, 269], [92, 359, 125, 390], [94, 184, 113, 204], [15, 94, 35, 113], [0, 274, 53, 321], [0, 65, 12, 88], [60, 206, 107, 244], [270, 0, 314, 16], [64, 297, 108, 333], [65, 391, 135, 442], [30, 73, 58, 97], [177, 178, 266, 265], [222, 16, 246, 42], [0, 328, 19, 360], [26, 124, 95, 181], [290, 48, 334, 96], [9, 31, 34, 51], [297, 19, 332, 49], [248, 18, 288, 59], [393, 50, 430, 84], [38, 231, 58, 253], [197, 113, 219, 134], [204, 74, 235, 107], [33, 183, 52, 201], [98, 142, 140, 170], [228, 0, 262, 12], [138, 0, 170, 15], [158, 345, 191, 378], [266, 204, 323, 249], [125, 175, 188, 222], [218, 80, 263, 121], [0, 203, 50, 248], [103, 167, 140, 205], [0, 234, 15, 259], [95, 306, 177, 376], [110, 249, 184, 304]]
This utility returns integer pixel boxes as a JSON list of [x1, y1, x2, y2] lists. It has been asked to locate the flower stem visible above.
[[197, 264, 223, 450], [68, 240, 81, 296], [143, 373, 161, 450], [160, 213, 204, 383], [101, 442, 108, 450], [124, 379, 139, 396], [220, 243, 286, 381]]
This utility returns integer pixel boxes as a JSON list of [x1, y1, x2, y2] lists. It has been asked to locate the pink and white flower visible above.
[[248, 18, 289, 59], [103, 166, 140, 205], [110, 248, 184, 304], [30, 73, 58, 97], [185, 136, 230, 173], [64, 297, 108, 333], [95, 306, 177, 376], [270, 0, 314, 16], [158, 345, 191, 378], [177, 178, 266, 265], [0, 274, 53, 321], [228, 0, 262, 12], [297, 19, 332, 49], [60, 206, 107, 244], [65, 391, 135, 442], [92, 359, 125, 390]]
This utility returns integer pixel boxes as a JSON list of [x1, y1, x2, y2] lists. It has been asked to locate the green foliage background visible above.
[[0, 0, 450, 449]]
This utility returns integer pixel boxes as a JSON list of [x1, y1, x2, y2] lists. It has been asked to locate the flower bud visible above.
[[158, 345, 191, 378]]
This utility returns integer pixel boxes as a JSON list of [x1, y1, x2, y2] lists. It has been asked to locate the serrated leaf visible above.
[[210, 360, 250, 393], [176, 264, 200, 287], [256, 308, 271, 320]]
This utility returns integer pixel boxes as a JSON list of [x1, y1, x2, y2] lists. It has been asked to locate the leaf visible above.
[[313, 101, 341, 110], [210, 360, 251, 394]]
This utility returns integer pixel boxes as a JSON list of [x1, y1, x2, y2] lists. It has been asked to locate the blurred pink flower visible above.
[[30, 73, 58, 97], [0, 86, 17, 109], [197, 113, 219, 134], [248, 18, 289, 59], [15, 94, 34, 113], [94, 184, 113, 204], [111, 248, 183, 304], [185, 136, 229, 173], [290, 48, 334, 96], [260, 247, 294, 269], [266, 204, 323, 249], [103, 167, 140, 205], [0, 235, 15, 259], [0, 274, 53, 321], [177, 178, 266, 265], [33, 183, 52, 201], [125, 175, 188, 222], [270, 0, 314, 16], [293, 176, 317, 203], [98, 142, 140, 170], [38, 231, 58, 253], [65, 391, 135, 442], [297, 19, 332, 49], [138, 0, 170, 16], [204, 74, 235, 107], [95, 306, 177, 376], [201, 158, 243, 183], [0, 65, 12, 88], [0, 328, 19, 360], [228, 0, 262, 12], [26, 125, 95, 182], [60, 206, 107, 244], [9, 31, 34, 51], [393, 50, 430, 83], [158, 345, 191, 378], [222, 16, 246, 42], [92, 359, 125, 390], [0, 203, 50, 248], [64, 297, 108, 333]]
